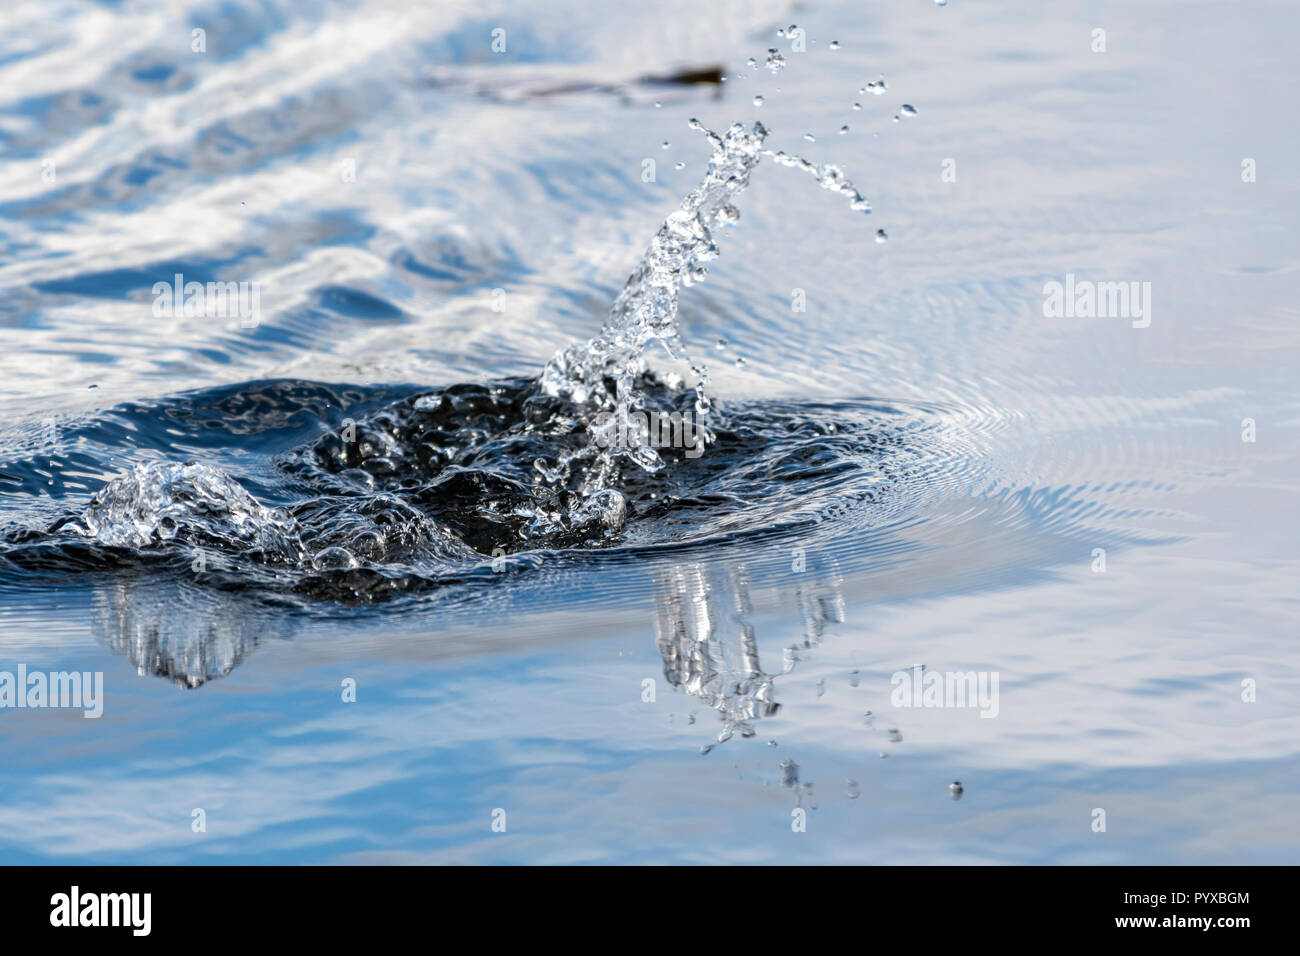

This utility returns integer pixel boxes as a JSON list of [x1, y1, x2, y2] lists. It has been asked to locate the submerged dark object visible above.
[[427, 63, 724, 103], [4, 374, 918, 604]]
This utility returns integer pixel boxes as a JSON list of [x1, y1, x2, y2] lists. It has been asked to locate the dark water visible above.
[[0, 0, 1297, 863]]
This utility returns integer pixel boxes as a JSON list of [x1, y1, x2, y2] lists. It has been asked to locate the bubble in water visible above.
[[313, 546, 358, 571], [753, 95, 764, 106], [875, 229, 887, 243], [900, 104, 918, 117], [765, 49, 786, 73], [846, 779, 860, 799]]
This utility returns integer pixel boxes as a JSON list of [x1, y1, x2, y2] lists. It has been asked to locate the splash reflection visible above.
[[653, 556, 846, 751]]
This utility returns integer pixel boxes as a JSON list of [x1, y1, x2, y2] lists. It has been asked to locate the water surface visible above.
[[0, 0, 1297, 864]]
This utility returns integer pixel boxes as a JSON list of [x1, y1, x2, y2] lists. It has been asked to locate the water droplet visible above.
[[846, 779, 860, 798], [747, 57, 758, 68], [765, 49, 786, 73], [839, 125, 849, 135], [803, 132, 815, 142], [852, 102, 862, 110], [900, 104, 918, 117], [950, 780, 964, 798], [936, 0, 948, 6], [815, 679, 826, 696], [674, 161, 685, 170], [661, 140, 670, 149], [848, 669, 859, 687], [887, 727, 902, 743], [734, 356, 747, 368], [892, 115, 900, 123], [779, 759, 799, 788], [829, 40, 841, 50], [753, 94, 764, 106], [715, 337, 728, 349], [654, 101, 661, 108], [875, 229, 888, 243]]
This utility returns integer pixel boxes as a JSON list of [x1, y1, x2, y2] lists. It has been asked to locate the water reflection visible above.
[[653, 554, 847, 750], [88, 543, 853, 757], [91, 577, 287, 688]]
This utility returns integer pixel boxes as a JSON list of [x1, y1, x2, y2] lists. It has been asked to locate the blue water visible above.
[[0, 0, 1297, 864]]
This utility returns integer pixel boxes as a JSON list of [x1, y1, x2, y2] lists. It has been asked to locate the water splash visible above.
[[56, 120, 879, 577], [70, 461, 303, 562], [538, 118, 872, 494]]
